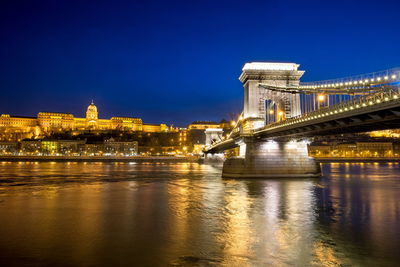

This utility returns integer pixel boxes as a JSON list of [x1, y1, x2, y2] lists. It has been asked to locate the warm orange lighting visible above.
[[269, 110, 274, 115], [318, 95, 325, 101]]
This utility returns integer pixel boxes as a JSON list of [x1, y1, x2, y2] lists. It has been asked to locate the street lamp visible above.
[[317, 94, 326, 109], [278, 111, 284, 121]]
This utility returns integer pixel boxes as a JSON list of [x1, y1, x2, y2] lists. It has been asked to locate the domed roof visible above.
[[87, 100, 97, 113]]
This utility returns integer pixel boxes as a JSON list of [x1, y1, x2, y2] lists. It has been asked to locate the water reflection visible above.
[[0, 162, 399, 266]]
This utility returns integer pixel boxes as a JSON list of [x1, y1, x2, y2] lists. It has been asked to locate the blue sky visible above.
[[1, 0, 400, 126]]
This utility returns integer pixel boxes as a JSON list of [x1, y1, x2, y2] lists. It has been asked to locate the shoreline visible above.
[[0, 155, 199, 163], [0, 156, 399, 163], [315, 157, 400, 162]]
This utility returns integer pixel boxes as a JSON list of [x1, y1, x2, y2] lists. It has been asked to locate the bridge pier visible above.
[[222, 139, 321, 178]]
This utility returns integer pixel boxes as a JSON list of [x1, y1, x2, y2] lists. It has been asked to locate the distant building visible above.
[[0, 141, 18, 154], [37, 112, 75, 131], [142, 123, 168, 133], [0, 101, 170, 141], [187, 121, 221, 130], [309, 142, 395, 157], [19, 138, 138, 156], [308, 145, 331, 157], [110, 117, 143, 131], [20, 140, 42, 153], [356, 142, 393, 157], [186, 121, 231, 146], [104, 138, 138, 155]]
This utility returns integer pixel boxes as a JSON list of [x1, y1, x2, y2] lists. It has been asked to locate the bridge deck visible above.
[[206, 91, 400, 153]]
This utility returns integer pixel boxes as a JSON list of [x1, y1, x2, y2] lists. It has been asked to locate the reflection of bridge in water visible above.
[[204, 62, 400, 178]]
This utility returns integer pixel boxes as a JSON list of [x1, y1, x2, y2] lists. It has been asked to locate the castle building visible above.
[[0, 102, 168, 141]]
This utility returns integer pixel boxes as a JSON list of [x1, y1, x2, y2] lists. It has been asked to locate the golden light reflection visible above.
[[167, 178, 190, 240], [219, 181, 253, 265], [313, 241, 342, 267]]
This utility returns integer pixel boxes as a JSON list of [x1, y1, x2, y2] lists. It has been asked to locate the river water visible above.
[[0, 161, 399, 266]]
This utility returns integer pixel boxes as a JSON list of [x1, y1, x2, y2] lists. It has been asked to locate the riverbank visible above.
[[316, 157, 400, 162], [0, 155, 199, 162], [2, 155, 398, 163]]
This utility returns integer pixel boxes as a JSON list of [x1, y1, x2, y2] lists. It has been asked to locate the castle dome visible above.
[[87, 100, 97, 113], [86, 100, 98, 121]]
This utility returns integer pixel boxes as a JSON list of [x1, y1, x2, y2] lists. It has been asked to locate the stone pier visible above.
[[222, 139, 321, 178]]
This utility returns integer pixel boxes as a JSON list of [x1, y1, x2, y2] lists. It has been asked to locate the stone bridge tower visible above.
[[220, 62, 320, 178], [239, 62, 304, 129], [205, 128, 224, 146]]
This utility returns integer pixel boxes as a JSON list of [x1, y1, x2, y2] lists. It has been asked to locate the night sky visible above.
[[1, 0, 400, 126]]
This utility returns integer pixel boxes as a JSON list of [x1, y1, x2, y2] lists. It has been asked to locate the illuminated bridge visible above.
[[204, 62, 400, 178]]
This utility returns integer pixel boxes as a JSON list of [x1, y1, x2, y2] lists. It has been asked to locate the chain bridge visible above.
[[204, 62, 400, 178]]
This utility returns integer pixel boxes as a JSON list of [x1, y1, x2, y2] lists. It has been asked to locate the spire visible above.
[[91, 99, 94, 105]]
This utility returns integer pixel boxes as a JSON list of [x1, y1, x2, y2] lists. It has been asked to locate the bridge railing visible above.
[[300, 67, 400, 90], [256, 89, 400, 133]]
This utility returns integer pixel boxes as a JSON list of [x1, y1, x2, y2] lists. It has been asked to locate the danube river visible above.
[[0, 162, 399, 266]]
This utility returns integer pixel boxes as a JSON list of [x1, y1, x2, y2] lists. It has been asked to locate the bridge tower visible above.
[[240, 62, 304, 129], [221, 62, 320, 178], [204, 128, 224, 146]]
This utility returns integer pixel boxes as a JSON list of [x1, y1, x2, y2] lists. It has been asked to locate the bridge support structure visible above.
[[205, 61, 400, 178], [205, 128, 224, 146], [222, 138, 321, 178], [240, 62, 304, 128]]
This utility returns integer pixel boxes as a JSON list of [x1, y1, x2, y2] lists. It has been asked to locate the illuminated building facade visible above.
[[187, 121, 222, 130], [0, 102, 169, 141], [18, 138, 138, 156], [142, 123, 168, 133], [309, 142, 397, 158], [0, 141, 18, 153]]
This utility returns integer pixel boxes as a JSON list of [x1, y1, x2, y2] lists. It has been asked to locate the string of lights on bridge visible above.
[[258, 68, 400, 95], [299, 67, 400, 90], [256, 90, 400, 134]]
